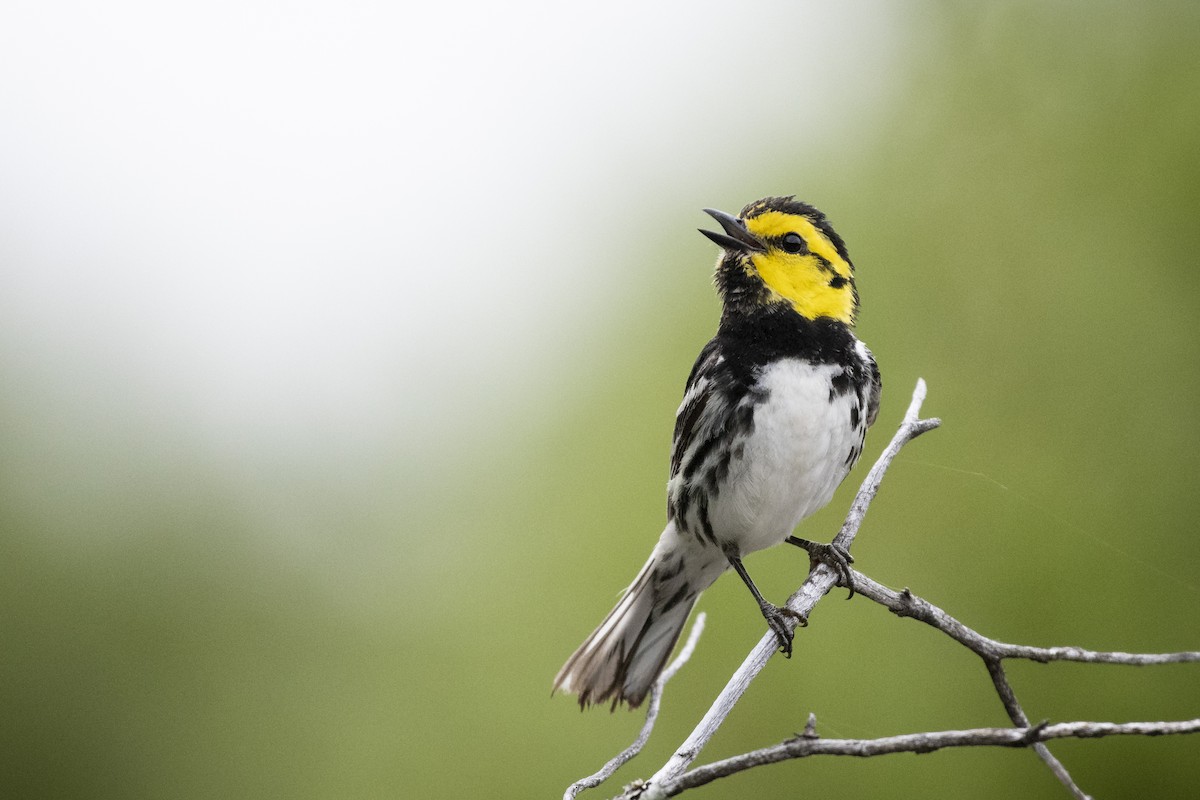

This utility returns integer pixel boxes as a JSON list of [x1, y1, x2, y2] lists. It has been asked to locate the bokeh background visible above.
[[2, 1, 1198, 798]]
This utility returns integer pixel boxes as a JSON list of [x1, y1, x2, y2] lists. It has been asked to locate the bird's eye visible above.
[[781, 233, 806, 254]]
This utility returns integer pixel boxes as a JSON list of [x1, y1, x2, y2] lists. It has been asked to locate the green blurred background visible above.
[[2, 1, 1198, 798]]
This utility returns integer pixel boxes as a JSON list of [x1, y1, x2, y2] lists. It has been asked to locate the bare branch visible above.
[[569, 378, 1200, 800], [849, 572, 1200, 666], [564, 614, 706, 800], [644, 379, 940, 793], [655, 718, 1200, 796], [984, 658, 1089, 799], [847, 569, 1200, 798]]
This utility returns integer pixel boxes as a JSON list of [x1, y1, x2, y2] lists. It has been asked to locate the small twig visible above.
[[643, 379, 940, 795], [654, 719, 1200, 796], [563, 614, 706, 800], [985, 659, 1088, 800], [851, 574, 1200, 667], [850, 572, 1200, 799]]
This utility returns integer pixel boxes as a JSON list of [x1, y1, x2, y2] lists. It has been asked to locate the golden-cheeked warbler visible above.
[[554, 196, 881, 709]]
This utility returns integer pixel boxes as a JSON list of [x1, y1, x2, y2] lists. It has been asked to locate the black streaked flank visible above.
[[696, 493, 716, 546], [844, 444, 860, 467]]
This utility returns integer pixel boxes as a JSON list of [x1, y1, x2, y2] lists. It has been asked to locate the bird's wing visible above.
[[669, 338, 729, 481], [864, 350, 882, 428]]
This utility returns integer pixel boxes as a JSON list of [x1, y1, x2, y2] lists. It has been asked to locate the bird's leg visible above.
[[726, 554, 805, 657], [786, 536, 855, 599]]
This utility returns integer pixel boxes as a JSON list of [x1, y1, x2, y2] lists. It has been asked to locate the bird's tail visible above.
[[553, 539, 718, 709]]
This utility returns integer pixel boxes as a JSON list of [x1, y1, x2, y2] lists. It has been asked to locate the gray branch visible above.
[[654, 718, 1200, 796], [565, 379, 1200, 800], [849, 572, 1200, 667], [848, 570, 1200, 800]]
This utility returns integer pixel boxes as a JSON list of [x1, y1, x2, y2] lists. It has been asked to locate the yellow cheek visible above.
[[750, 253, 855, 323]]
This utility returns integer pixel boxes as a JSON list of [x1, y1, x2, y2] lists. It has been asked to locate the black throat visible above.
[[716, 304, 861, 380]]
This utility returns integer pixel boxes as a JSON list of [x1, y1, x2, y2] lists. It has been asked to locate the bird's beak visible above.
[[699, 208, 766, 253]]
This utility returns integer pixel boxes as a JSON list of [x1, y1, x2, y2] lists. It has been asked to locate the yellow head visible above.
[[700, 196, 858, 324]]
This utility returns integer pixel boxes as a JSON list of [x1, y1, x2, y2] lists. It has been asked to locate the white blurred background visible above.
[[1, 0, 906, 470]]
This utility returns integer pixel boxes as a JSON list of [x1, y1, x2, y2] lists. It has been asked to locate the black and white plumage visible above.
[[554, 197, 881, 709]]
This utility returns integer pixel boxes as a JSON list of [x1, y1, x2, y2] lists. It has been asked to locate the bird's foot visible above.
[[786, 536, 856, 599], [762, 602, 807, 657], [727, 552, 809, 657]]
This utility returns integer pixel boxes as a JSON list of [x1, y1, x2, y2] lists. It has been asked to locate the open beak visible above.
[[699, 208, 766, 253]]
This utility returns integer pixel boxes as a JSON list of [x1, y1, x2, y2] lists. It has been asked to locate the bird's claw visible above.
[[788, 536, 856, 599], [762, 603, 807, 657], [809, 542, 856, 599]]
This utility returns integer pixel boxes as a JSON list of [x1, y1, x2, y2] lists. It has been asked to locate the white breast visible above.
[[708, 358, 864, 555]]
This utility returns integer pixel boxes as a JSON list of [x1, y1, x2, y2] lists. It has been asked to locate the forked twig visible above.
[[563, 379, 1199, 800], [639, 574, 1200, 798], [848, 572, 1200, 800], [656, 718, 1200, 795]]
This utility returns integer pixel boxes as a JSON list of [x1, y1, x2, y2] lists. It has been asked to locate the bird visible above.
[[552, 196, 881, 710]]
